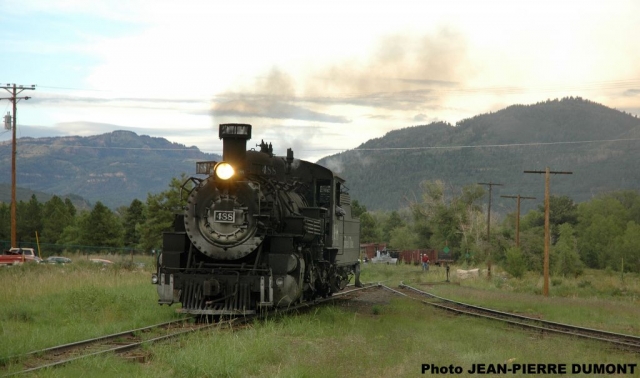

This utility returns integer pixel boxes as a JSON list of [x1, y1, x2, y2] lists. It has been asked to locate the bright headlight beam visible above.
[[215, 162, 235, 180]]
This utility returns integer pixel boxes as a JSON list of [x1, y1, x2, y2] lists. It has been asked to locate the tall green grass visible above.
[[361, 262, 640, 335], [0, 256, 180, 359], [32, 297, 638, 378], [3, 260, 639, 377]]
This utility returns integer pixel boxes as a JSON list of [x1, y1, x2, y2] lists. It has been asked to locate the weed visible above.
[[4, 307, 35, 322], [577, 279, 591, 288]]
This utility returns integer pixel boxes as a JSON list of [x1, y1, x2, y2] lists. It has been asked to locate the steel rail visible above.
[[2, 283, 376, 376], [1, 317, 194, 367], [393, 283, 640, 353]]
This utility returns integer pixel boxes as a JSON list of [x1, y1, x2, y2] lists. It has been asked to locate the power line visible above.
[[11, 76, 640, 100], [322, 137, 640, 153], [3, 136, 638, 154]]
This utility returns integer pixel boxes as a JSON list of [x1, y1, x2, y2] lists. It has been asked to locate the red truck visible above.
[[0, 248, 41, 266]]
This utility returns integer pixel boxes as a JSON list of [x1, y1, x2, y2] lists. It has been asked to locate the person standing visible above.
[[422, 254, 430, 272]]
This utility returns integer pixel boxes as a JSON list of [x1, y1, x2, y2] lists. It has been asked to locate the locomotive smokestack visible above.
[[219, 123, 252, 175]]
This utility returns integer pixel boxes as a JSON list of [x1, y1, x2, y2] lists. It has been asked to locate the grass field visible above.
[[2, 258, 638, 377]]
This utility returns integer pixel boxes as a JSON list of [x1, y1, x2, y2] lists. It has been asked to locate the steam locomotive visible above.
[[152, 124, 361, 315]]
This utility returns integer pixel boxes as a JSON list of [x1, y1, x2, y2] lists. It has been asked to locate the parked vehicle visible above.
[[370, 250, 398, 264], [45, 256, 72, 264], [0, 248, 41, 266]]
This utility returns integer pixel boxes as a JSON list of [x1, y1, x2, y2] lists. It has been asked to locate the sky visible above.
[[2, 0, 640, 162]]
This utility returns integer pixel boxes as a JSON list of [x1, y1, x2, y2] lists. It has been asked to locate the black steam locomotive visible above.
[[152, 124, 361, 315]]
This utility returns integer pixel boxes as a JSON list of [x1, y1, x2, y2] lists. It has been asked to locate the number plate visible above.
[[213, 210, 235, 223]]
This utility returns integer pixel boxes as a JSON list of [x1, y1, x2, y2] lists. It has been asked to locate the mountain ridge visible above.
[[1, 97, 638, 212], [318, 97, 640, 212], [0, 130, 221, 208]]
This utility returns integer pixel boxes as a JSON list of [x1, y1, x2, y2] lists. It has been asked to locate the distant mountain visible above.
[[2, 98, 638, 213], [318, 97, 640, 213], [0, 131, 221, 208]]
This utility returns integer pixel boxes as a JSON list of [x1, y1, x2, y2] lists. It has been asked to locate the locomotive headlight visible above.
[[151, 273, 158, 284], [215, 162, 235, 180]]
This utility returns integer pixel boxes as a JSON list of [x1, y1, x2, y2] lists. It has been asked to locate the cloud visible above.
[[209, 29, 470, 130], [28, 93, 206, 110], [413, 114, 427, 122], [211, 68, 350, 124], [212, 98, 350, 123], [623, 89, 640, 97]]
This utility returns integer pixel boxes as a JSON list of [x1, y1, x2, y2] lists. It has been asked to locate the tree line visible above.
[[2, 175, 639, 275], [0, 176, 189, 255], [356, 180, 640, 274]]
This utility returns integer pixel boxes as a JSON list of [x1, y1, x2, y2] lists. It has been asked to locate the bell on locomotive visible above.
[[153, 123, 361, 315]]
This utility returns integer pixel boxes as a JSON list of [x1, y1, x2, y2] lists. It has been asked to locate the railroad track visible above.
[[1, 284, 374, 377], [388, 283, 640, 353]]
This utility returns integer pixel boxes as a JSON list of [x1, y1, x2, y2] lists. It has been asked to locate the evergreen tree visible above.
[[41, 196, 74, 245], [17, 195, 43, 242], [0, 203, 9, 242], [351, 200, 367, 218], [78, 202, 124, 248], [123, 199, 146, 248], [139, 176, 190, 252], [64, 198, 77, 218]]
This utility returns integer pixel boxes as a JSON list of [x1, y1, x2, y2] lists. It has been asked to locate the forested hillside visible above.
[[0, 131, 221, 208], [319, 97, 640, 212]]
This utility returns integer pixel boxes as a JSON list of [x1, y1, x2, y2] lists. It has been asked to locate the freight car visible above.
[[152, 124, 361, 315]]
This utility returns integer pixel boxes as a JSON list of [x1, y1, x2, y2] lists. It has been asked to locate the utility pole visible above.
[[1, 84, 36, 248], [478, 182, 503, 277], [524, 167, 572, 297], [500, 194, 536, 247]]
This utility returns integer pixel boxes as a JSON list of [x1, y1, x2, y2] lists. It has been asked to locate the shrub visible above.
[[504, 247, 527, 279]]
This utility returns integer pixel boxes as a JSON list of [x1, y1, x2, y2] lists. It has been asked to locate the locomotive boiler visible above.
[[153, 123, 361, 315]]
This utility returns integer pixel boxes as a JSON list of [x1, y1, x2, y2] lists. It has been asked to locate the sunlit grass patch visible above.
[[0, 256, 179, 359]]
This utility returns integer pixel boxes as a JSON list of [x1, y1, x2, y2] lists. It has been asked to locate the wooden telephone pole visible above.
[[478, 182, 503, 277], [1, 84, 36, 248], [500, 194, 536, 247], [524, 167, 572, 296]]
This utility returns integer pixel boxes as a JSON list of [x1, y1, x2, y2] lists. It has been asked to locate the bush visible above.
[[504, 247, 527, 279]]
